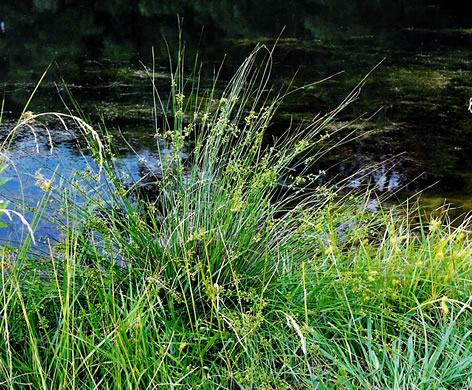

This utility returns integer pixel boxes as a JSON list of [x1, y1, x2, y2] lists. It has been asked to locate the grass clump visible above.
[[1, 43, 472, 389]]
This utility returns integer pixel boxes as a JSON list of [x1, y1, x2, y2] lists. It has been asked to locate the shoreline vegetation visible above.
[[1, 44, 472, 389]]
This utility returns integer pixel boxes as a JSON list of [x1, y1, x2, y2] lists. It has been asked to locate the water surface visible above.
[[1, 1, 472, 242]]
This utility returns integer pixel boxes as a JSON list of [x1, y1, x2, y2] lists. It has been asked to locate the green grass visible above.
[[1, 43, 472, 389]]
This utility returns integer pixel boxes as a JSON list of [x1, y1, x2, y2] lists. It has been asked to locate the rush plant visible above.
[[0, 41, 471, 389]]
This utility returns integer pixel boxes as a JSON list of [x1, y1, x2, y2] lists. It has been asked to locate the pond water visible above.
[[1, 1, 472, 244]]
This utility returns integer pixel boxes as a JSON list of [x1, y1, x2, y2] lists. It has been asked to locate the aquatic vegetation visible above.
[[0, 43, 472, 389]]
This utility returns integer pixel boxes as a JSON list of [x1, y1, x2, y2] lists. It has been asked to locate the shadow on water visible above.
[[1, 0, 472, 243]]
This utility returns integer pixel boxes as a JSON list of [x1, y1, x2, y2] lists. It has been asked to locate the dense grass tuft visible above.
[[1, 44, 472, 389]]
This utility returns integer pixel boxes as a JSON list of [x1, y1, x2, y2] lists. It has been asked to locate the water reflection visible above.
[[346, 164, 403, 193], [0, 0, 472, 220]]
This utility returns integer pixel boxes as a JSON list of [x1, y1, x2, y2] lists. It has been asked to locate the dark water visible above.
[[1, 1, 472, 243]]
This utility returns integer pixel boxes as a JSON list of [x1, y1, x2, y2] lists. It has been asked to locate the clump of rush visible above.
[[0, 36, 472, 389]]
